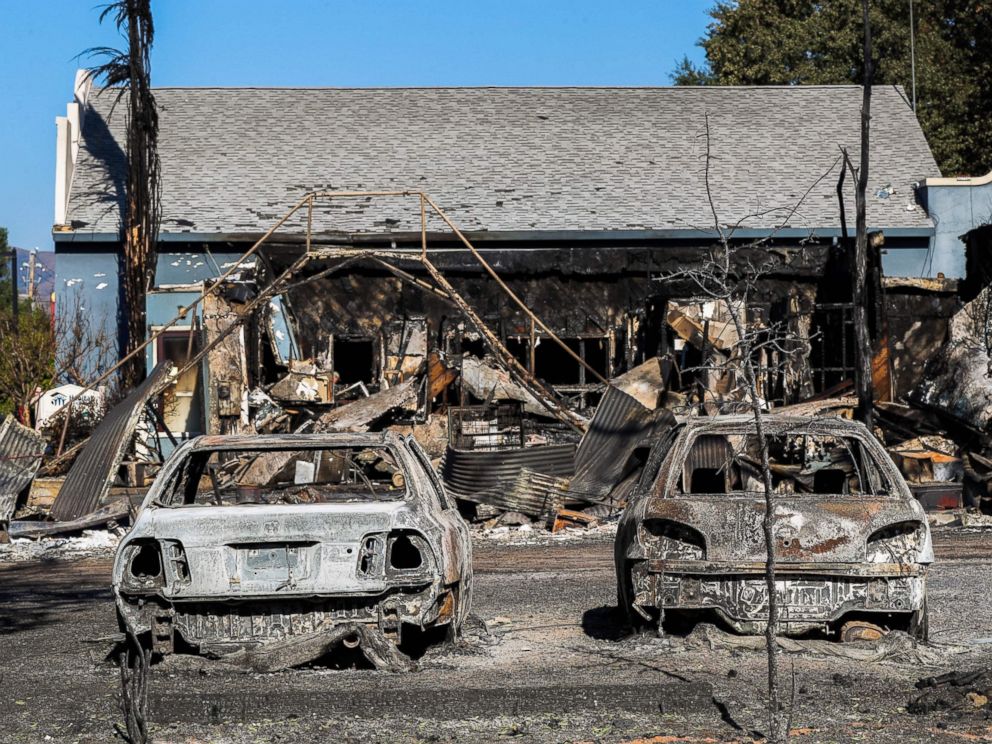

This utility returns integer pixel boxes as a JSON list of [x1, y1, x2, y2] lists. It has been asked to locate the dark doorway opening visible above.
[[334, 338, 376, 385]]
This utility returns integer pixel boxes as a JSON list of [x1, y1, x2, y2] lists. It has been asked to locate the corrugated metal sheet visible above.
[[569, 386, 675, 503], [440, 443, 575, 511], [51, 362, 174, 521], [502, 468, 571, 519], [0, 416, 47, 525]]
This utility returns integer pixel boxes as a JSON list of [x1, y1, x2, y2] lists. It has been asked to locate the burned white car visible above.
[[616, 415, 933, 641], [113, 432, 472, 671]]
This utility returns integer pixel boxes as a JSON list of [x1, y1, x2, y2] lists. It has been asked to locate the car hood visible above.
[[641, 494, 933, 564]]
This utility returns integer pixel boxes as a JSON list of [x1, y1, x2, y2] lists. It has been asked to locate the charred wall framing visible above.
[[119, 192, 941, 435], [182, 231, 845, 409]]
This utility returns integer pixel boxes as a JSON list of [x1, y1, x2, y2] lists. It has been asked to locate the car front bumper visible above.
[[631, 559, 927, 635]]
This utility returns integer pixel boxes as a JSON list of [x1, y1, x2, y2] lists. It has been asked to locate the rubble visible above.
[[50, 361, 174, 521], [6, 191, 991, 564], [909, 668, 992, 715], [0, 528, 121, 562], [667, 300, 741, 353], [0, 416, 47, 532], [889, 436, 964, 510], [914, 285, 992, 431], [440, 441, 576, 515], [8, 500, 129, 539], [471, 518, 618, 546], [268, 360, 333, 404], [568, 360, 676, 507], [316, 376, 419, 431], [459, 354, 548, 417]]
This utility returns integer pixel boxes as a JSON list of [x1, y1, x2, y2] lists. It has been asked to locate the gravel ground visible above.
[[1, 526, 991, 743]]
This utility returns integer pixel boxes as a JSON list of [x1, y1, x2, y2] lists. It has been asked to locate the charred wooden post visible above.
[[852, 0, 876, 431]]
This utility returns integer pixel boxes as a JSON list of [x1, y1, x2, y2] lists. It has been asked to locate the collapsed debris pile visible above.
[[4, 332, 982, 548], [909, 668, 992, 716]]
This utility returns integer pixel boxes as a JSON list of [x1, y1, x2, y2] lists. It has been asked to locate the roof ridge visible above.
[[95, 84, 880, 92]]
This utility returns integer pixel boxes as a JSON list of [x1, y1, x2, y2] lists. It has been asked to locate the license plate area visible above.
[[231, 542, 319, 585]]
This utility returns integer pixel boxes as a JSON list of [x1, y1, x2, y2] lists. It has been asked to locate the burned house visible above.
[[52, 78, 968, 446]]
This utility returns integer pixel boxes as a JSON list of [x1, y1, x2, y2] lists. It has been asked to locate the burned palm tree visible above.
[[86, 0, 161, 391]]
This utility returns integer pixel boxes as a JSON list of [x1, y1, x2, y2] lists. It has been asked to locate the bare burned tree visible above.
[[659, 118, 841, 743], [0, 295, 116, 424], [86, 0, 161, 391]]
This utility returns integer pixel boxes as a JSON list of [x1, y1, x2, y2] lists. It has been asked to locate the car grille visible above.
[[174, 599, 380, 642]]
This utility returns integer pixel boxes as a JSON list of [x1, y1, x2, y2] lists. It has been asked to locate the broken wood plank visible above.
[[550, 508, 599, 533], [28, 479, 147, 511], [8, 500, 130, 540]]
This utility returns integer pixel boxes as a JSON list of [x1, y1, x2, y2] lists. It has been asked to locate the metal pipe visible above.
[[372, 258, 451, 301], [306, 194, 313, 254], [342, 633, 360, 649], [420, 193, 427, 260]]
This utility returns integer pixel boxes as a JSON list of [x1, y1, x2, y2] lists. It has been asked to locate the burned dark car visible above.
[[616, 415, 933, 640], [113, 432, 472, 670]]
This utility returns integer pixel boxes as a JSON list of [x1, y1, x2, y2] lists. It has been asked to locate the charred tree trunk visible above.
[[121, 0, 159, 390], [88, 0, 160, 390], [852, 0, 875, 430]]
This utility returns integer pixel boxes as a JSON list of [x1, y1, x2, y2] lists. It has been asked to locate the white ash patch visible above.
[[471, 521, 617, 546], [0, 529, 120, 563]]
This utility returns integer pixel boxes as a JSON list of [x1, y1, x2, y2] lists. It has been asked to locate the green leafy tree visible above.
[[0, 227, 116, 421], [673, 1, 992, 176], [0, 304, 56, 421]]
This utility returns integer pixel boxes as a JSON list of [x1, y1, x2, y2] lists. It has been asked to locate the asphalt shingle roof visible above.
[[65, 86, 940, 238]]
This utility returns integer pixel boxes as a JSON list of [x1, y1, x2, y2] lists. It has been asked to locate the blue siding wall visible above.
[[54, 249, 122, 381], [924, 178, 992, 278]]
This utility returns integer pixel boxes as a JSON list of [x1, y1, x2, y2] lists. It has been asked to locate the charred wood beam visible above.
[[422, 195, 609, 387], [418, 255, 587, 431]]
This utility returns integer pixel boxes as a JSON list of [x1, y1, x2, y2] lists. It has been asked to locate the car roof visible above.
[[188, 431, 404, 452], [675, 414, 869, 437]]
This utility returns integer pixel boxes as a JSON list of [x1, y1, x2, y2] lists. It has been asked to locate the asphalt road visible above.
[[2, 528, 992, 743]]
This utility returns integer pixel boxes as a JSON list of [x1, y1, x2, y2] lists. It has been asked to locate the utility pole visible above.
[[909, 0, 917, 112], [3, 249, 17, 334], [27, 250, 37, 303]]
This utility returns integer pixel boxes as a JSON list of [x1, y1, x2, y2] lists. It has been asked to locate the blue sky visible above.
[[0, 1, 711, 252]]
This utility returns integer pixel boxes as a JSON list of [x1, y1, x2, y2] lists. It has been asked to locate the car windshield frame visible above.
[[155, 442, 412, 507], [666, 426, 899, 499]]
